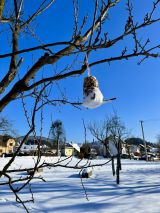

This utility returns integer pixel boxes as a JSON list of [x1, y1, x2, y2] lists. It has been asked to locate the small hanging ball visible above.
[[83, 76, 104, 109]]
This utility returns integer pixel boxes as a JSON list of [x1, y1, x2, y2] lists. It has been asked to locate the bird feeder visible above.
[[83, 76, 104, 109], [81, 53, 116, 109]]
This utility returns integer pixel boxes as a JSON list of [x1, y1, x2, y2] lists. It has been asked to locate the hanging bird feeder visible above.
[[82, 53, 116, 109], [83, 76, 104, 108]]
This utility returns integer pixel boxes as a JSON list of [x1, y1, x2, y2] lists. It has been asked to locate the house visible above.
[[0, 135, 16, 156], [129, 144, 141, 154], [138, 144, 156, 160], [127, 144, 141, 159], [139, 144, 151, 153], [150, 147, 158, 155], [121, 142, 129, 155], [61, 145, 74, 157], [19, 140, 39, 154], [61, 143, 80, 157], [17, 139, 51, 155], [150, 147, 159, 161]]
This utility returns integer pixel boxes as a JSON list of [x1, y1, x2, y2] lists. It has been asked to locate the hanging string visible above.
[[85, 52, 90, 77]]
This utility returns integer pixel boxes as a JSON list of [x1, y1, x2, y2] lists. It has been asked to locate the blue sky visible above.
[[1, 0, 160, 143]]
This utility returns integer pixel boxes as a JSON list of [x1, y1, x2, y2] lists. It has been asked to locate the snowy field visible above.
[[0, 156, 160, 213]]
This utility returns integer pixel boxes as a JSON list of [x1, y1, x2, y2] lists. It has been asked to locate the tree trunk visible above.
[[116, 154, 121, 184], [57, 140, 59, 156], [111, 157, 115, 176]]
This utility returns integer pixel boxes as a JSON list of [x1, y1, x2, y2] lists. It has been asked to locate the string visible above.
[[85, 52, 90, 77]]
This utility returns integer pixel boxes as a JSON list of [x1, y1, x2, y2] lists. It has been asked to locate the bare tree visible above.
[[0, 0, 160, 210], [88, 114, 127, 151], [88, 113, 128, 183], [88, 120, 109, 143], [106, 113, 128, 184]]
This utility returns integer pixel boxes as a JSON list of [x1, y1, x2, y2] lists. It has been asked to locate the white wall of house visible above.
[[122, 146, 127, 155], [20, 144, 38, 153], [19, 142, 48, 153], [130, 145, 140, 154]]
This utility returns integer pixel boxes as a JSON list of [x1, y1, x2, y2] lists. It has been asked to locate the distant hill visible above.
[[16, 136, 52, 147], [17, 136, 52, 142], [16, 136, 82, 148]]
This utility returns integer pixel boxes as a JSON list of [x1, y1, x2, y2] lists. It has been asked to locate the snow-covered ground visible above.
[[0, 157, 160, 213]]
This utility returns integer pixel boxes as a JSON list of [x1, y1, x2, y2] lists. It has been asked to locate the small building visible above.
[[61, 147, 74, 157], [17, 139, 51, 155], [61, 143, 80, 157], [128, 144, 140, 154], [0, 135, 16, 156], [121, 142, 128, 155], [138, 144, 156, 160]]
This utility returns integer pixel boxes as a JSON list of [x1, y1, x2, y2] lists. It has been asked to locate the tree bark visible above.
[[111, 157, 115, 176]]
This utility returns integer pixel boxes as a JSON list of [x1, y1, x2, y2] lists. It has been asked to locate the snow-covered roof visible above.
[[150, 148, 158, 153], [70, 143, 80, 152]]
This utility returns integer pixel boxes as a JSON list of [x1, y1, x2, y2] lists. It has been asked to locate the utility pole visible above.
[[140, 120, 148, 161]]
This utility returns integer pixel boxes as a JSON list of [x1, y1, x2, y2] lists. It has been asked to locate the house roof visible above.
[[70, 143, 80, 152], [65, 143, 72, 147], [150, 148, 158, 153], [139, 144, 153, 148], [62, 143, 80, 152]]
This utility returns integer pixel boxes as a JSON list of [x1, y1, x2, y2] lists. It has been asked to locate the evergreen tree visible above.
[[50, 120, 66, 155]]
